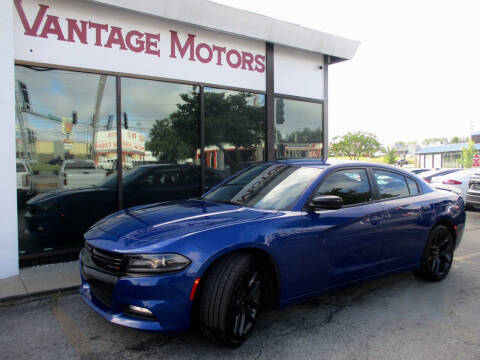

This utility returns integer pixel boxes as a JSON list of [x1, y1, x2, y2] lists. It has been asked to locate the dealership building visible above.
[[0, 0, 359, 279]]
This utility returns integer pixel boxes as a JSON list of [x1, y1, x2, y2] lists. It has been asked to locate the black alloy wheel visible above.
[[199, 253, 263, 347], [230, 266, 262, 340], [415, 225, 454, 281]]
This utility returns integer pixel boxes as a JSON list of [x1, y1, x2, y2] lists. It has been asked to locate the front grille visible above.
[[90, 279, 115, 308], [86, 243, 126, 275]]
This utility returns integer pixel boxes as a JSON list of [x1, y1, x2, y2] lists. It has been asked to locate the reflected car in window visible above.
[[78, 160, 466, 347], [24, 164, 226, 241]]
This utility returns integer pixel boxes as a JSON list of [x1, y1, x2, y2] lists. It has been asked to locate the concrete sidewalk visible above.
[[0, 261, 81, 301]]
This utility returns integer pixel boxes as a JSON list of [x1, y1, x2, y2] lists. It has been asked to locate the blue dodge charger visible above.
[[79, 160, 466, 346]]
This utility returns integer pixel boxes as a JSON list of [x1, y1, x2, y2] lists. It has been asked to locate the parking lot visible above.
[[1, 211, 480, 360]]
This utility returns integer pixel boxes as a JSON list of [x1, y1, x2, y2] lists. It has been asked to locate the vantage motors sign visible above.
[[14, 0, 266, 91]]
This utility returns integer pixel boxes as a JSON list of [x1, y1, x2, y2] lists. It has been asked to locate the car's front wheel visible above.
[[199, 253, 262, 347], [415, 225, 454, 281]]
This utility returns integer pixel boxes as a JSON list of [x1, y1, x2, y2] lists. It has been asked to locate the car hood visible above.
[[27, 186, 108, 204], [86, 199, 280, 252]]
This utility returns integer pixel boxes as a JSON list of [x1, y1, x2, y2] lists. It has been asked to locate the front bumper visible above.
[[79, 250, 195, 332]]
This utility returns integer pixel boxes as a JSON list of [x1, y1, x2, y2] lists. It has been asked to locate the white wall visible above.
[[0, 0, 19, 278], [274, 44, 324, 100]]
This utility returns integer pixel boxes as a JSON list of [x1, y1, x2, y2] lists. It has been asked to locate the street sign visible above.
[[473, 154, 480, 167]]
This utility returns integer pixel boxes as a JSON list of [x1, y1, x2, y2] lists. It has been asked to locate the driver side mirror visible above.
[[308, 195, 343, 211]]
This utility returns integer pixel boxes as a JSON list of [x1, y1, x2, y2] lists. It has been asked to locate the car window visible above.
[[406, 177, 420, 195], [138, 169, 182, 187], [315, 169, 371, 206], [64, 160, 95, 169], [204, 164, 322, 211], [373, 170, 410, 199]]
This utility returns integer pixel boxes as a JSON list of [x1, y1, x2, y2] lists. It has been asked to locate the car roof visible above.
[[275, 158, 411, 173]]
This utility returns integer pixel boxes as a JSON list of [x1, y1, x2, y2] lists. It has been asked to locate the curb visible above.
[[0, 285, 80, 307]]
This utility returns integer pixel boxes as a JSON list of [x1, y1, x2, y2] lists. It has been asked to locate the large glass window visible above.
[[204, 88, 265, 188], [15, 66, 117, 259], [121, 78, 201, 208], [274, 98, 323, 159]]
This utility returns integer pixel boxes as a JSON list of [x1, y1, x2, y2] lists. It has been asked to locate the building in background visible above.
[[416, 143, 480, 168], [1, 0, 359, 278]]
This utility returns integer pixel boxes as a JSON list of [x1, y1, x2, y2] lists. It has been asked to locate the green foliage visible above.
[[422, 137, 448, 145], [146, 89, 264, 165], [450, 136, 468, 144], [383, 146, 398, 164], [330, 131, 381, 160], [461, 140, 477, 168]]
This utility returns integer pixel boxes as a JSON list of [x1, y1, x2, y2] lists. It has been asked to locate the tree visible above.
[[146, 89, 264, 169], [383, 146, 398, 164], [422, 137, 448, 146], [330, 131, 381, 160], [450, 136, 468, 144], [146, 118, 191, 163], [461, 140, 477, 168]]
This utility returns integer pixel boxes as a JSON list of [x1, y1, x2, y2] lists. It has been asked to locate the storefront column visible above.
[[0, 0, 19, 278]]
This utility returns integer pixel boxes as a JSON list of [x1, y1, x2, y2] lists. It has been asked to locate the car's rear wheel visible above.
[[415, 225, 454, 281], [199, 253, 262, 347]]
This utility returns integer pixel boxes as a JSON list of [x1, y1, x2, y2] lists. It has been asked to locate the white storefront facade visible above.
[[1, 0, 359, 278]]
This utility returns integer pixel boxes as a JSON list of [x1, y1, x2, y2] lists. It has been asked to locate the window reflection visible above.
[[204, 88, 265, 182], [274, 98, 323, 159], [15, 66, 117, 257], [121, 78, 204, 208]]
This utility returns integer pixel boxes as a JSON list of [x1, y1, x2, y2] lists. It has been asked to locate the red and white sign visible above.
[[473, 154, 480, 167], [95, 129, 145, 153], [14, 0, 266, 91]]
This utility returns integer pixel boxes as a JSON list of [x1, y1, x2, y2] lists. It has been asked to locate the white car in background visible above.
[[430, 168, 480, 201]]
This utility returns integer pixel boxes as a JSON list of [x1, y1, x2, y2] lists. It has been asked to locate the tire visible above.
[[199, 253, 262, 347], [414, 225, 454, 281]]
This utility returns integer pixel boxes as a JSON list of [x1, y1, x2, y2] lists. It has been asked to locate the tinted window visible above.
[[204, 164, 322, 210], [315, 169, 371, 206], [64, 160, 96, 169], [373, 170, 409, 199], [406, 177, 420, 195]]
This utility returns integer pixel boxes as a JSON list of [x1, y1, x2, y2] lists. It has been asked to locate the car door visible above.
[[300, 167, 385, 289], [370, 168, 427, 270]]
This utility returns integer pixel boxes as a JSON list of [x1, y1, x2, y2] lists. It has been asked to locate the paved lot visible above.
[[2, 212, 480, 360]]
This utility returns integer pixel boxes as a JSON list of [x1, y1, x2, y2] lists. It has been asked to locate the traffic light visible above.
[[72, 111, 78, 124], [19, 81, 31, 110], [106, 114, 113, 130], [276, 98, 285, 124], [123, 112, 128, 129], [26, 129, 35, 143]]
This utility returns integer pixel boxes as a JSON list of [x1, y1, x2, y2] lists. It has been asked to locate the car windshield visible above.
[[64, 161, 95, 169], [98, 166, 146, 188], [203, 164, 322, 211]]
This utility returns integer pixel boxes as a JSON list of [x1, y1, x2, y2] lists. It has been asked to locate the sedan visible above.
[[430, 168, 480, 200], [79, 160, 465, 346], [25, 164, 226, 241]]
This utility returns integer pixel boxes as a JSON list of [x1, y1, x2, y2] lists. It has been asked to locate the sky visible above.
[[212, 0, 480, 146]]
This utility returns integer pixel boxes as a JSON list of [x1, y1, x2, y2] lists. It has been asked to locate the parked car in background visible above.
[[79, 160, 465, 346], [58, 160, 108, 189], [16, 160, 36, 206], [407, 168, 433, 175], [419, 168, 461, 183], [430, 168, 480, 200], [25, 164, 228, 241], [466, 172, 480, 210]]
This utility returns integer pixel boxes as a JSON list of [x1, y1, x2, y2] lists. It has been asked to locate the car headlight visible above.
[[126, 253, 191, 274]]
